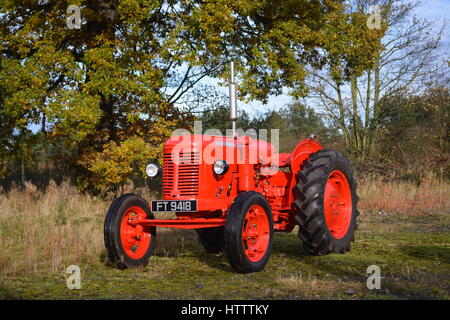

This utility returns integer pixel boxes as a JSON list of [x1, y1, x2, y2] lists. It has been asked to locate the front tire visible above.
[[224, 191, 274, 273], [294, 150, 359, 255], [104, 194, 157, 269]]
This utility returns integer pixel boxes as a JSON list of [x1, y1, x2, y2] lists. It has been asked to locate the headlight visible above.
[[145, 163, 159, 178], [213, 160, 229, 175]]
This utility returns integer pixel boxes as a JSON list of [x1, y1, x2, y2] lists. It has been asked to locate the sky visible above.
[[416, 0, 450, 46]]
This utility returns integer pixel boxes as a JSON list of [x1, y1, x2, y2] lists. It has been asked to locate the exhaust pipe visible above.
[[229, 61, 237, 138]]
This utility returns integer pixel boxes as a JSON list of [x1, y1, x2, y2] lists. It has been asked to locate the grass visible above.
[[0, 177, 449, 299]]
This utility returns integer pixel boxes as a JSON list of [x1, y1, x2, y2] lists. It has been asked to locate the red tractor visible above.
[[104, 64, 359, 273]]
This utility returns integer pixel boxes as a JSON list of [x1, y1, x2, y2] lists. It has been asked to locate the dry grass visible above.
[[0, 181, 108, 275], [0, 177, 448, 277], [0, 180, 197, 276], [276, 273, 323, 291], [358, 175, 450, 214]]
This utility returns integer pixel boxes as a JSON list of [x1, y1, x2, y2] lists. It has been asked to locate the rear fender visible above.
[[290, 139, 323, 174]]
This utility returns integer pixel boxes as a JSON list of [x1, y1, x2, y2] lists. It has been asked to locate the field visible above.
[[0, 177, 449, 300]]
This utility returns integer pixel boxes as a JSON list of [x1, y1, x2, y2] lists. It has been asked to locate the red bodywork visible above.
[[132, 135, 323, 233]]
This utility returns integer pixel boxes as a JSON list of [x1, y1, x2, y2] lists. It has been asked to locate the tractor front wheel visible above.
[[104, 194, 157, 269], [294, 150, 359, 255], [224, 191, 274, 273]]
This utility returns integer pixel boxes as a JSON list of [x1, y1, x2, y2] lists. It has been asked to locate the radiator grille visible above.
[[163, 152, 200, 197]]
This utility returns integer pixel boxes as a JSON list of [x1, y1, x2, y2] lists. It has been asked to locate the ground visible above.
[[1, 209, 448, 300]]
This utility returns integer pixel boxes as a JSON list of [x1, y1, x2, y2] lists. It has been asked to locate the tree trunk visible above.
[[337, 84, 351, 146], [21, 157, 25, 187], [100, 96, 117, 143], [368, 57, 381, 154], [350, 76, 361, 154], [362, 71, 372, 155]]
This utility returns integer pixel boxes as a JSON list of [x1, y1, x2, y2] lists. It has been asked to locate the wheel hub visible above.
[[324, 170, 352, 239], [120, 207, 152, 259], [242, 205, 270, 262]]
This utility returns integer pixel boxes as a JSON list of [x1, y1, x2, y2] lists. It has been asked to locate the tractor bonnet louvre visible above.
[[163, 151, 200, 197]]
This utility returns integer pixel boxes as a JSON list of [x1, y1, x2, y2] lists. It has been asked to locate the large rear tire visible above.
[[294, 150, 359, 255], [104, 194, 157, 269], [224, 191, 274, 273]]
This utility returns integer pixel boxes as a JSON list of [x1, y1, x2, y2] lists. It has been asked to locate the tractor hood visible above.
[[163, 134, 278, 166]]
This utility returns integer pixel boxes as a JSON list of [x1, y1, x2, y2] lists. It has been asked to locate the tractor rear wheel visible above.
[[104, 194, 157, 269], [224, 191, 274, 273], [195, 227, 224, 253], [294, 150, 359, 255]]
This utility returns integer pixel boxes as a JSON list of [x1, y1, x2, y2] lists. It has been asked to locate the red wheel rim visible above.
[[120, 206, 152, 259], [242, 204, 270, 262], [324, 170, 352, 239]]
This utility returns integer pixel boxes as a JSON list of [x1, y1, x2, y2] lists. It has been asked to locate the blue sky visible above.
[[416, 0, 450, 20], [416, 0, 449, 45]]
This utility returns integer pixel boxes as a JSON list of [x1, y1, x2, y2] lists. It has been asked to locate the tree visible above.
[[250, 102, 327, 152], [374, 73, 449, 178], [0, 0, 379, 191], [280, 102, 327, 138], [306, 0, 444, 158], [0, 1, 212, 189], [421, 85, 450, 154], [201, 106, 252, 135]]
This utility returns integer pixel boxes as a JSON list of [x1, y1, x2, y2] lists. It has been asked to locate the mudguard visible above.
[[289, 139, 323, 174]]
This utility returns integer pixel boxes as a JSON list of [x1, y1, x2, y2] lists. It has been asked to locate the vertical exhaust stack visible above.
[[229, 61, 237, 138]]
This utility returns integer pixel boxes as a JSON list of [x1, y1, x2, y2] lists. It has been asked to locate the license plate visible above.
[[151, 200, 197, 212]]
